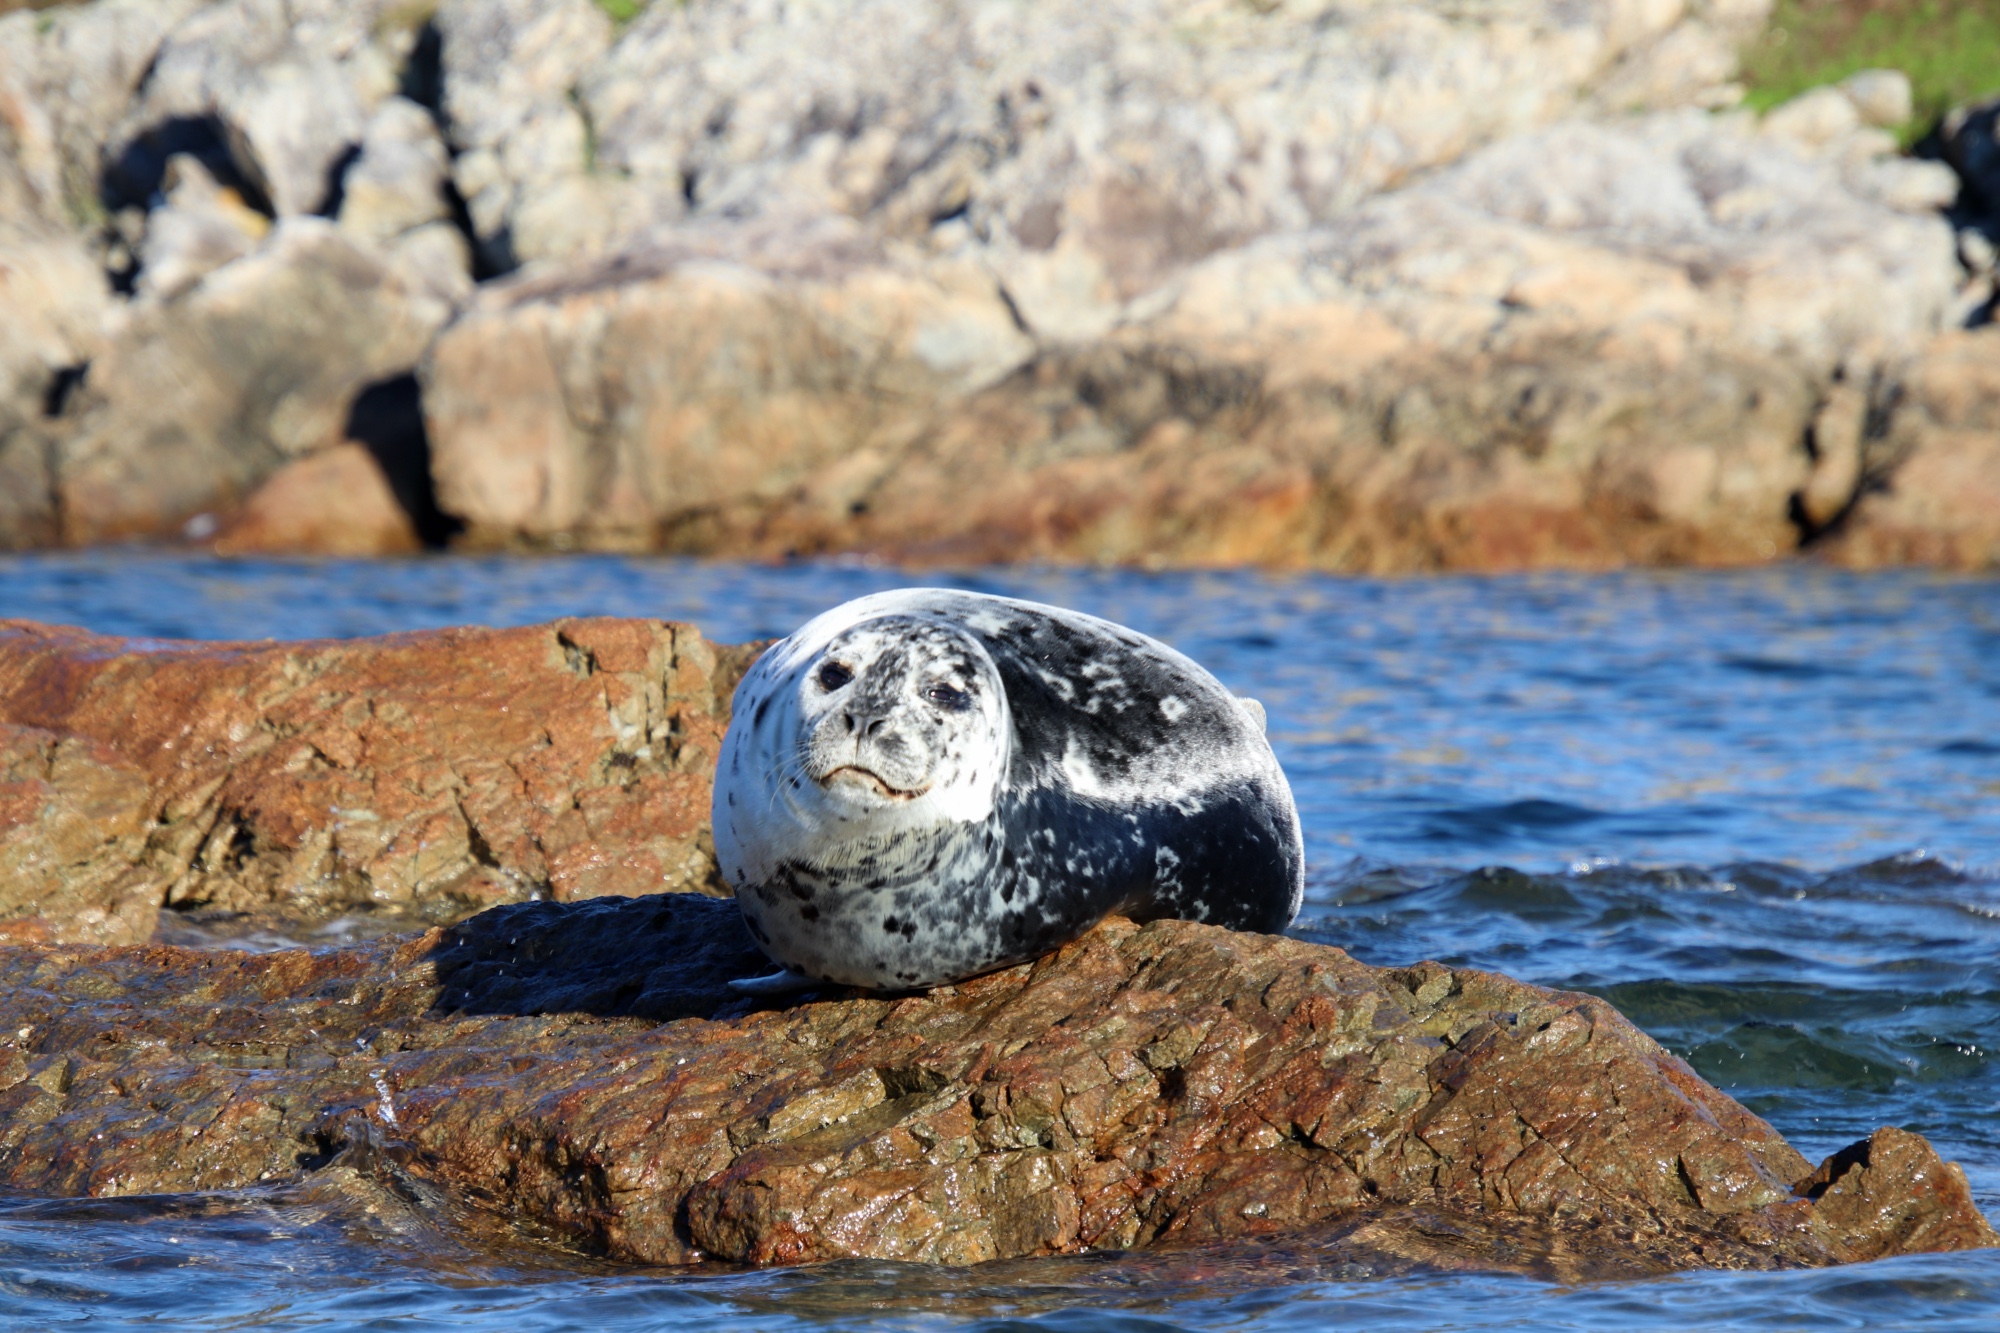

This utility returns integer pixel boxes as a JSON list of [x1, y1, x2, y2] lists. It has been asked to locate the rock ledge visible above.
[[0, 892, 1989, 1274]]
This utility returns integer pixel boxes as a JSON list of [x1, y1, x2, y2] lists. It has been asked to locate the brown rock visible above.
[[57, 219, 451, 545], [424, 244, 1822, 571], [1797, 1126, 2000, 1263], [1819, 328, 2000, 571], [418, 108, 1962, 573], [0, 721, 159, 944], [0, 893, 1988, 1275], [0, 617, 761, 942], [0, 224, 108, 549], [422, 229, 1033, 550], [210, 442, 421, 556]]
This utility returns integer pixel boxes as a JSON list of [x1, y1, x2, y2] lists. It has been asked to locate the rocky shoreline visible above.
[[2, 0, 1997, 571], [0, 613, 1994, 1271]]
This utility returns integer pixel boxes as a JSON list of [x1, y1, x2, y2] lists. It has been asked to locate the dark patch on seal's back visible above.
[[977, 614, 1230, 786]]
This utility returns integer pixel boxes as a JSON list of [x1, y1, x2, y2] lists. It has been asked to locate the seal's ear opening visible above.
[[1236, 697, 1267, 734]]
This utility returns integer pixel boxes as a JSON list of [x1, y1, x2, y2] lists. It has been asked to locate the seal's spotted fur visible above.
[[713, 589, 1303, 989]]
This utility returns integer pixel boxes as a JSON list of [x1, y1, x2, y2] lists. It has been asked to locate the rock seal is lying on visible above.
[[0, 892, 1991, 1273]]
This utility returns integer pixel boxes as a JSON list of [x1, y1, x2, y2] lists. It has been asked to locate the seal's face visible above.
[[791, 617, 1009, 833]]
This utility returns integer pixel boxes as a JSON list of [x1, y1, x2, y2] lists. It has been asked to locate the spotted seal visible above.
[[711, 589, 1303, 990]]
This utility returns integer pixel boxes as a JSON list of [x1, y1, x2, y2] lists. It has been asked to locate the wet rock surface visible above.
[[0, 892, 1989, 1273], [0, 617, 760, 943], [0, 0, 1994, 569]]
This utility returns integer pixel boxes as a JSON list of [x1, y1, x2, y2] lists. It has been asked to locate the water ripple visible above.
[[1, 555, 1997, 1329]]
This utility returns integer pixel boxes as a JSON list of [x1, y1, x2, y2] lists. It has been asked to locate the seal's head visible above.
[[789, 615, 1008, 834]]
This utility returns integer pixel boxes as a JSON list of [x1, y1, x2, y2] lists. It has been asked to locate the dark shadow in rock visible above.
[[314, 142, 364, 219], [469, 221, 518, 282], [343, 374, 464, 548], [426, 894, 808, 1023], [41, 363, 87, 419], [399, 19, 445, 120], [102, 115, 271, 216]]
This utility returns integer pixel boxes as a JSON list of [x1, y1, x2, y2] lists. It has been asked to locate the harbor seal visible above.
[[712, 589, 1303, 989]]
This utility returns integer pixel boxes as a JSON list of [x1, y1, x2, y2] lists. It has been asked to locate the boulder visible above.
[[440, 0, 1764, 273], [1840, 69, 1914, 132], [335, 97, 455, 249], [423, 109, 1959, 570], [207, 442, 423, 556], [0, 222, 108, 549], [436, 0, 620, 270], [58, 218, 453, 544], [0, 617, 761, 943], [423, 220, 1034, 548], [132, 152, 267, 299], [0, 892, 1989, 1272], [0, 0, 210, 233], [108, 0, 433, 219], [1818, 327, 2000, 571]]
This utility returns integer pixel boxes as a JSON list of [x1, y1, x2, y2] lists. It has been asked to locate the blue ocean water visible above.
[[1, 553, 1997, 1330]]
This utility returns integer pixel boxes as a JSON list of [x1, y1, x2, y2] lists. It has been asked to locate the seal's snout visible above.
[[842, 710, 891, 738]]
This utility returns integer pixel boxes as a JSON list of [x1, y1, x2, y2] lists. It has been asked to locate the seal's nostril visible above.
[[864, 718, 886, 737], [843, 712, 857, 734]]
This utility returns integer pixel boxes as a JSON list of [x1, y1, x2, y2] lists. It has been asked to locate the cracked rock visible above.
[[0, 616, 762, 941], [134, 152, 268, 299], [0, 893, 1988, 1271], [336, 97, 455, 248]]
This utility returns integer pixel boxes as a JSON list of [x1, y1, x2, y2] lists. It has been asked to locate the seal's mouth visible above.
[[819, 765, 927, 800]]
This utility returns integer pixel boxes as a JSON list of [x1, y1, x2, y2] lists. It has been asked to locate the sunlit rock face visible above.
[[0, 888, 1992, 1270], [0, 616, 761, 944], [0, 0, 1993, 568]]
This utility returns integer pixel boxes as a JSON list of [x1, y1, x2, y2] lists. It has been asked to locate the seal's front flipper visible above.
[[1236, 696, 1267, 734], [726, 968, 822, 997]]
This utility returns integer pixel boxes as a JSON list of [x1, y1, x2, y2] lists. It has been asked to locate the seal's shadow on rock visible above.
[[426, 894, 805, 1023]]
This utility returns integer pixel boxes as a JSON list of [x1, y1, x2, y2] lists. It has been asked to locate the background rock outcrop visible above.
[[0, 617, 761, 944], [0, 892, 1990, 1271], [0, 0, 1995, 568]]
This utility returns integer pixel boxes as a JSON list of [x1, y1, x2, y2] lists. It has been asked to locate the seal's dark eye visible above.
[[816, 661, 853, 691], [924, 681, 972, 711]]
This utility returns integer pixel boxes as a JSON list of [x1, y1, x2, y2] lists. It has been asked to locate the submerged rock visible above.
[[0, 618, 760, 943], [0, 893, 1989, 1273]]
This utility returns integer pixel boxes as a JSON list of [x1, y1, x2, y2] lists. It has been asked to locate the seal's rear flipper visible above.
[[1236, 697, 1267, 734], [727, 968, 822, 997]]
